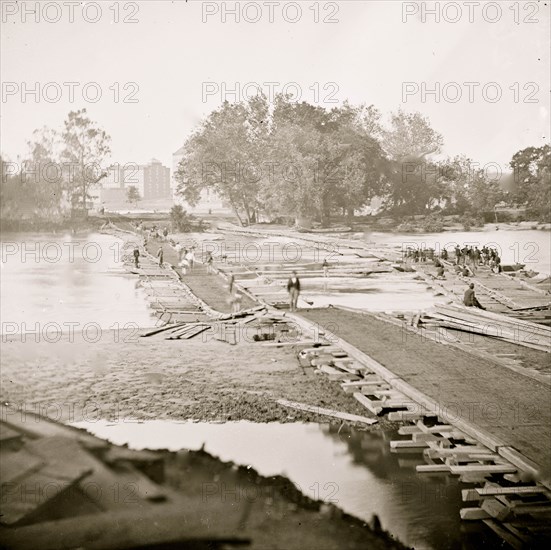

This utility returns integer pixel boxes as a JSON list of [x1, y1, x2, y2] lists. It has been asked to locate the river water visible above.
[[73, 419, 500, 550], [2, 229, 542, 548], [0, 232, 157, 334]]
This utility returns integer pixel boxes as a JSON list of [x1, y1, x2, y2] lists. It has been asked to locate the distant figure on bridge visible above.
[[322, 258, 329, 278], [205, 251, 214, 274], [464, 283, 486, 309], [133, 246, 140, 269], [185, 248, 195, 270], [157, 246, 164, 268], [230, 289, 242, 313], [287, 271, 301, 312]]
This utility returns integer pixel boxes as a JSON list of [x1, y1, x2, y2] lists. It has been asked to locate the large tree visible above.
[[437, 155, 503, 214], [381, 109, 444, 214], [1, 127, 67, 223], [509, 144, 551, 217], [60, 109, 111, 216], [175, 96, 269, 225]]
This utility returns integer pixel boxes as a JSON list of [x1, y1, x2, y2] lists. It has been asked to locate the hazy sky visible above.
[[1, 0, 549, 171]]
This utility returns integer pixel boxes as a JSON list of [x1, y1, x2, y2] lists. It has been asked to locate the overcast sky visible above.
[[1, 0, 549, 171]]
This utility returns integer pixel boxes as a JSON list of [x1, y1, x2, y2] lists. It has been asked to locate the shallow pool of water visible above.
[[1, 232, 157, 332], [72, 420, 499, 550]]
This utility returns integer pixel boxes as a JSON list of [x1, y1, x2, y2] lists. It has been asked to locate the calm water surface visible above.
[[73, 420, 500, 550], [0, 232, 156, 333]]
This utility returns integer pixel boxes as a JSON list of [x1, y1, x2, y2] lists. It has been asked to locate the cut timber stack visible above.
[[424, 303, 551, 353]]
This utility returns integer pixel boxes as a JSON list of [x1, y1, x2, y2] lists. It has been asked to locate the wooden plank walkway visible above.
[[143, 235, 257, 314], [300, 307, 551, 484]]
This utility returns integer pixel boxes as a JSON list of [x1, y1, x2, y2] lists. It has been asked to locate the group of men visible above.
[[454, 244, 502, 273]]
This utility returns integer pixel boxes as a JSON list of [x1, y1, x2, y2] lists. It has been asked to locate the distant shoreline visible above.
[[1, 216, 549, 236]]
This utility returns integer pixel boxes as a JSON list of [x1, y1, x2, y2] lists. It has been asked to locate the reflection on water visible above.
[[1, 232, 156, 332], [305, 275, 447, 312], [72, 420, 499, 550]]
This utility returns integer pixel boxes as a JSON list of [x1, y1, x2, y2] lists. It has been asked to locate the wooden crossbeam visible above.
[[390, 440, 430, 449], [388, 410, 435, 421], [276, 399, 378, 425], [416, 464, 450, 473], [353, 392, 383, 415], [462, 489, 481, 502], [460, 507, 491, 521], [476, 486, 551, 497], [450, 464, 517, 475]]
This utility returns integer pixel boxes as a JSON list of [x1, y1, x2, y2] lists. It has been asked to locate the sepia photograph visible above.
[[1, 1, 550, 548]]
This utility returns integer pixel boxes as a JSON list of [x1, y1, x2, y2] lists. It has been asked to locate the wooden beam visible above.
[[476, 486, 551, 497], [416, 464, 450, 473], [390, 440, 430, 449], [481, 498, 513, 521], [450, 464, 517, 475], [276, 399, 377, 425], [460, 507, 491, 521], [462, 489, 481, 502], [353, 393, 383, 415]]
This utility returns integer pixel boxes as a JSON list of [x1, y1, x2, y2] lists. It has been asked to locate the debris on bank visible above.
[[0, 408, 406, 550]]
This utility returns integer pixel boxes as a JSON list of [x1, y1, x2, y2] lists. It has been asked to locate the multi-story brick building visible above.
[[100, 159, 171, 205]]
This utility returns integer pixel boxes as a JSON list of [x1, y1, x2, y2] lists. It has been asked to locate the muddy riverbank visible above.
[[0, 328, 391, 427]]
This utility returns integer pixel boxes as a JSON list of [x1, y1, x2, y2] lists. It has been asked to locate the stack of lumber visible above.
[[423, 304, 551, 353], [0, 410, 249, 549]]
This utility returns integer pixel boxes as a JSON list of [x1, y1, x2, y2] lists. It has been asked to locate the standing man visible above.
[[185, 248, 195, 271], [287, 271, 301, 312], [322, 258, 329, 278], [133, 246, 140, 269], [205, 251, 214, 274], [157, 246, 164, 268]]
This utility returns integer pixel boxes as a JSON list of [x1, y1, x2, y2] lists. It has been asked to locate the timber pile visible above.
[[390, 419, 551, 548], [290, 339, 432, 423], [140, 308, 297, 345], [421, 303, 551, 353], [0, 409, 249, 549]]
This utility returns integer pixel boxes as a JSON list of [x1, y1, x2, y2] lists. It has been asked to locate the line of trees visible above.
[[1, 101, 548, 230], [1, 109, 111, 226], [174, 94, 549, 225]]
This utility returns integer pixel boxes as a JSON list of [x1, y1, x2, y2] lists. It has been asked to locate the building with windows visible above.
[[143, 158, 170, 199], [99, 159, 171, 208]]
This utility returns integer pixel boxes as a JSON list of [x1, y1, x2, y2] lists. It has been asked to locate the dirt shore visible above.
[[0, 328, 384, 427]]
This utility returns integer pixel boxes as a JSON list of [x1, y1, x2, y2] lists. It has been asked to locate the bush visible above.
[[460, 214, 483, 231], [170, 205, 194, 232], [396, 221, 417, 233], [421, 214, 444, 232]]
